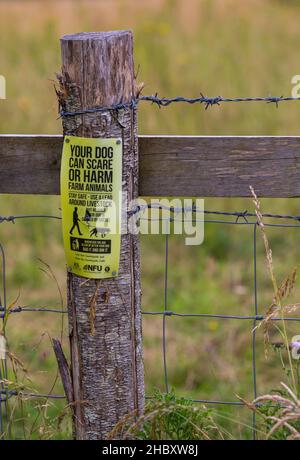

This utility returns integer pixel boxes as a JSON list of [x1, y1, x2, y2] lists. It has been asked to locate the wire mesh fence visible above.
[[2, 88, 300, 439], [0, 206, 300, 439]]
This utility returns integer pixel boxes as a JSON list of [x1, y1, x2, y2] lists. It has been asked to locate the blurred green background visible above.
[[1, 0, 300, 439]]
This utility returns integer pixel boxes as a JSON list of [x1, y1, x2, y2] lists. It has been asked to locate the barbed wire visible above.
[[59, 93, 300, 117], [128, 204, 300, 223], [2, 207, 300, 226]]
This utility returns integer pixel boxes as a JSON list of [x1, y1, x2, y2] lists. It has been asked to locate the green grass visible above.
[[1, 0, 300, 439]]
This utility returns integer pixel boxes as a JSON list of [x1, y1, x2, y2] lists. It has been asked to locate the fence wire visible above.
[[0, 208, 300, 440], [59, 93, 300, 117], [0, 84, 299, 441]]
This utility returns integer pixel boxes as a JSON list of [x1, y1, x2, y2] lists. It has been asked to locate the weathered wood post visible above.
[[58, 31, 144, 439]]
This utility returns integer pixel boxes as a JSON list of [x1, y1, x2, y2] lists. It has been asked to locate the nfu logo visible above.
[[0, 76, 6, 100], [83, 264, 102, 272]]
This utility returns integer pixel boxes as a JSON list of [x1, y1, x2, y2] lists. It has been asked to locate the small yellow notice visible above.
[[60, 136, 122, 279]]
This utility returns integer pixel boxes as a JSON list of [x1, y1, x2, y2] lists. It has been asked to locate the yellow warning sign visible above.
[[60, 136, 122, 279]]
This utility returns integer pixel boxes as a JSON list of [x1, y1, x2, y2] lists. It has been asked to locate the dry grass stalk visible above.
[[276, 266, 299, 302], [107, 400, 224, 440], [253, 383, 300, 440], [260, 303, 300, 352], [250, 186, 297, 393], [238, 382, 300, 439]]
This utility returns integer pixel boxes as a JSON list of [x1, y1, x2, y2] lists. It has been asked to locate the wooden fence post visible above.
[[58, 31, 144, 439]]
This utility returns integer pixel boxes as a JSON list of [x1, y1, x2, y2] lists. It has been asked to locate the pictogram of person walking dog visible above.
[[69, 206, 110, 238]]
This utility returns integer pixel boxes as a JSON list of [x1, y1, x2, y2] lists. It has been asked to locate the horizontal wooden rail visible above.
[[1, 135, 300, 197]]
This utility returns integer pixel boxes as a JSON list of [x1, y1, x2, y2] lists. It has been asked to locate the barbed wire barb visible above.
[[59, 93, 300, 118]]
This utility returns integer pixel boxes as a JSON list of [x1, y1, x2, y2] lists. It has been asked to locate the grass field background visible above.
[[1, 0, 300, 439]]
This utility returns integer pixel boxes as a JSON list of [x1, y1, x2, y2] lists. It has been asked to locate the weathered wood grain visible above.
[[139, 136, 300, 198], [60, 31, 144, 440], [0, 135, 62, 194], [1, 135, 300, 197]]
